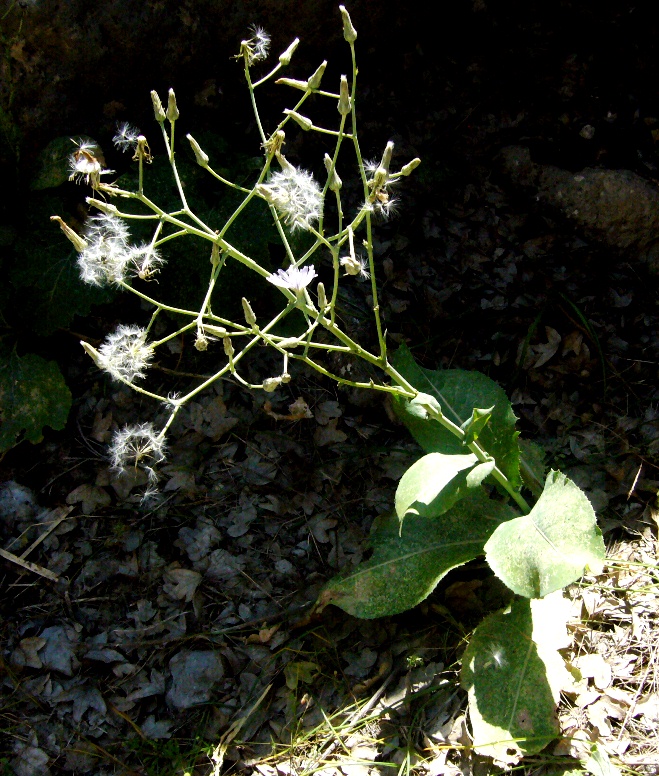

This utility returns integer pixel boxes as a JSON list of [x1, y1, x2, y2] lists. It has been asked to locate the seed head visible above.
[[97, 324, 154, 383], [77, 213, 132, 286], [257, 166, 323, 231], [109, 423, 166, 483], [113, 122, 141, 152], [240, 26, 271, 66]]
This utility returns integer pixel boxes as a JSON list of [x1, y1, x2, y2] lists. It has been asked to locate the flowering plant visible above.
[[53, 7, 605, 764]]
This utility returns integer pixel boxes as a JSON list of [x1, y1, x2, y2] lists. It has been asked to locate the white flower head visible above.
[[113, 122, 141, 152], [77, 213, 133, 286], [68, 139, 114, 187], [97, 324, 153, 382], [240, 25, 271, 66], [258, 166, 323, 231], [109, 423, 166, 483], [267, 265, 318, 294]]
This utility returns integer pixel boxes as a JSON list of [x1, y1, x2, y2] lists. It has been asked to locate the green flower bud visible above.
[[285, 109, 313, 131], [339, 5, 357, 42], [50, 216, 88, 252], [167, 88, 179, 122], [308, 60, 327, 90], [399, 157, 421, 176], [187, 134, 209, 167], [275, 77, 309, 91], [338, 75, 351, 115], [150, 90, 166, 122], [324, 154, 342, 191], [279, 37, 300, 66], [242, 297, 257, 327]]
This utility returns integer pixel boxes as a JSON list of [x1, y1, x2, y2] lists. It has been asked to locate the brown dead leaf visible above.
[[314, 418, 347, 446]]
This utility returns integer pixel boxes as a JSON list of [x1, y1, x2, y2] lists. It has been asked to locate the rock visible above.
[[500, 145, 659, 269]]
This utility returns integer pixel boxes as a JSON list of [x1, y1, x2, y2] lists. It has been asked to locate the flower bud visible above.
[[338, 75, 351, 115], [399, 158, 421, 176], [339, 5, 357, 42], [379, 141, 394, 173], [85, 198, 119, 216], [50, 216, 88, 252], [317, 282, 328, 310], [223, 337, 235, 358], [187, 134, 209, 167], [167, 88, 179, 122], [275, 77, 309, 91], [80, 340, 101, 366], [307, 60, 327, 90], [279, 37, 300, 66], [280, 372, 291, 384], [242, 297, 257, 327], [150, 90, 166, 122], [204, 324, 227, 337], [324, 154, 342, 191], [285, 109, 313, 131]]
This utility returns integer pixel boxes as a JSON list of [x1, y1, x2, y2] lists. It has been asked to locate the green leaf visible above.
[[392, 344, 521, 490], [461, 593, 574, 762], [284, 661, 320, 690], [0, 351, 72, 452], [395, 452, 478, 520], [519, 438, 547, 498], [461, 406, 494, 445], [316, 490, 515, 619], [485, 471, 605, 599], [582, 742, 621, 776]]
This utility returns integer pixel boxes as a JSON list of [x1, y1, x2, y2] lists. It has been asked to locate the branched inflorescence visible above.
[[52, 5, 428, 496]]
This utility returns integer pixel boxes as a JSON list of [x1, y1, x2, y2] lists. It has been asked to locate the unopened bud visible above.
[[150, 90, 166, 122], [242, 297, 257, 327], [204, 324, 227, 337], [275, 77, 309, 91], [167, 88, 179, 122], [194, 333, 208, 351], [399, 157, 421, 176], [280, 372, 291, 384], [279, 37, 299, 66], [308, 60, 327, 91], [86, 198, 119, 216], [223, 337, 235, 358], [285, 109, 313, 131], [324, 154, 342, 191], [338, 75, 351, 115], [379, 141, 394, 173], [339, 5, 357, 42], [50, 216, 88, 252], [187, 134, 209, 167], [262, 377, 282, 392], [80, 340, 101, 366], [317, 282, 328, 309]]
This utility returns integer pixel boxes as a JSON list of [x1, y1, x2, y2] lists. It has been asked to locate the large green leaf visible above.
[[391, 343, 521, 490], [0, 351, 72, 452], [485, 471, 605, 599], [316, 491, 516, 619], [461, 593, 574, 762], [395, 452, 478, 520]]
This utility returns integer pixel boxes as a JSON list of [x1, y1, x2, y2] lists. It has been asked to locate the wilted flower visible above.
[[78, 213, 131, 286], [109, 423, 166, 483], [239, 25, 271, 65], [113, 122, 141, 152], [68, 140, 114, 187], [340, 254, 370, 279], [97, 325, 154, 382], [267, 265, 318, 294], [257, 166, 323, 231]]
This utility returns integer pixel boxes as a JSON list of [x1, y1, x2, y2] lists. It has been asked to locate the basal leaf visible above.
[[395, 452, 478, 520], [461, 593, 574, 762], [316, 491, 515, 619], [0, 351, 72, 452], [484, 470, 605, 599], [391, 343, 521, 490]]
